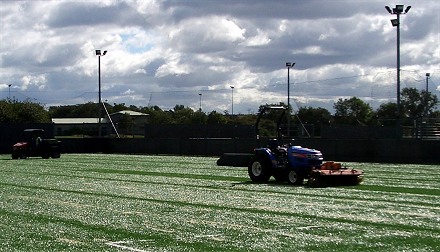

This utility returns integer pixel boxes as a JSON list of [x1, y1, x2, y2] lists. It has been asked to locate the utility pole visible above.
[[286, 62, 295, 137], [385, 4, 411, 123], [96, 49, 107, 137]]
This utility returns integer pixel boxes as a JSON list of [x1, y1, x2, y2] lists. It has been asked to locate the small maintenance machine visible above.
[[248, 106, 363, 186], [12, 129, 61, 159]]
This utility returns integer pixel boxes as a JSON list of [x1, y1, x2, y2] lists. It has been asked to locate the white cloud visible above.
[[21, 74, 47, 91], [243, 29, 271, 46]]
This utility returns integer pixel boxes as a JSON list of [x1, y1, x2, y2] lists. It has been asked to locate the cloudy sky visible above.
[[1, 0, 439, 114]]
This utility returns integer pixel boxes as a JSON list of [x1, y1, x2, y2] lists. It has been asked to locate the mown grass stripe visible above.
[[2, 182, 439, 235], [3, 170, 440, 209], [85, 168, 247, 182], [0, 208, 233, 252], [351, 184, 440, 196]]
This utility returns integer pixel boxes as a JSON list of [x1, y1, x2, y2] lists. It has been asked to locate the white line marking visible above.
[[194, 234, 222, 238], [106, 240, 151, 252], [296, 225, 322, 230]]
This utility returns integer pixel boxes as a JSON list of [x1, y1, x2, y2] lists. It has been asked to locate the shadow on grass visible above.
[[231, 180, 362, 188]]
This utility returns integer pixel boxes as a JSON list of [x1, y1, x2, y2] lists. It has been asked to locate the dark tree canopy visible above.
[[0, 99, 50, 123], [400, 87, 438, 118], [1, 89, 438, 128], [333, 97, 374, 125]]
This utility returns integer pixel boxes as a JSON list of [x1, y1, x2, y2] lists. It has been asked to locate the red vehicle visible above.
[[12, 129, 61, 159]]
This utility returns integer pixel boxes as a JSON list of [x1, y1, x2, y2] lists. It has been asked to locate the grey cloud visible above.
[[46, 1, 145, 28]]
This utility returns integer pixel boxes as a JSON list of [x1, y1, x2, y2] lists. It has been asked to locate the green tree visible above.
[[141, 106, 173, 124], [207, 111, 227, 124], [111, 103, 130, 113], [172, 105, 195, 124], [192, 110, 208, 124], [0, 100, 16, 122], [296, 107, 332, 125], [334, 97, 373, 125], [294, 106, 332, 136], [118, 113, 133, 135], [257, 103, 288, 124], [400, 87, 438, 118], [375, 88, 438, 123], [0, 99, 50, 123], [49, 102, 99, 118], [376, 102, 397, 118]]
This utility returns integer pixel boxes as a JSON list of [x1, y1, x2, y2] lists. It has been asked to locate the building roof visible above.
[[52, 118, 108, 124], [51, 110, 147, 125], [110, 110, 148, 116]]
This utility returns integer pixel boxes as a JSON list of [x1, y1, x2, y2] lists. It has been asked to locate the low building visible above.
[[51, 110, 148, 137], [51, 118, 108, 136], [109, 110, 149, 136]]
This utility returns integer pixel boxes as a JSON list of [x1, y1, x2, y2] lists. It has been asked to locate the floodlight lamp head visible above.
[[286, 62, 295, 67], [103, 50, 107, 55], [95, 49, 101, 55], [391, 19, 399, 27], [395, 5, 404, 13], [385, 6, 392, 14], [404, 6, 411, 14], [426, 73, 430, 77]]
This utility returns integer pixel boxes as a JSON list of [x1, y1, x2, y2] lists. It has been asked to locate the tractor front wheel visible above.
[[248, 156, 271, 183], [286, 169, 303, 185]]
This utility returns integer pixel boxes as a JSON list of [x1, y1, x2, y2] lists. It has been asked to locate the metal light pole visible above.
[[425, 73, 430, 93], [199, 93, 202, 111], [96, 49, 107, 137], [286, 62, 295, 137], [230, 86, 234, 116], [8, 84, 11, 100], [425, 73, 430, 117], [385, 4, 411, 122]]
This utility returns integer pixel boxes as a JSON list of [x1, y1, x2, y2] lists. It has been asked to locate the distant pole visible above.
[[425, 73, 430, 93], [199, 93, 202, 111], [96, 49, 107, 137], [385, 4, 411, 123], [230, 86, 234, 116], [8, 84, 11, 100], [425, 73, 430, 117], [286, 62, 295, 137]]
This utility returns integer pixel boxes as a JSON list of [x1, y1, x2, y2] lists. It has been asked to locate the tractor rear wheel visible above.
[[51, 151, 60, 159], [286, 169, 304, 185], [248, 156, 271, 182]]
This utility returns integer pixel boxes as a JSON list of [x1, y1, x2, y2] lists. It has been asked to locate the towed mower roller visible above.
[[308, 162, 364, 187]]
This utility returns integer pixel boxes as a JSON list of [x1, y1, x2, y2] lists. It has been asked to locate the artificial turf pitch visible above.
[[1, 154, 439, 251]]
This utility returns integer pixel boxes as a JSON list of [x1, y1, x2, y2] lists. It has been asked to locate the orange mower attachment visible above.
[[308, 161, 364, 187]]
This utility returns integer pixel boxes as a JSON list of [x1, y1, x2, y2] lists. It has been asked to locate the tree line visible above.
[[1, 87, 438, 127]]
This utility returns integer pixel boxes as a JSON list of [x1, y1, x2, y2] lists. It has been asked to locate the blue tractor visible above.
[[248, 106, 363, 186], [249, 140, 324, 185]]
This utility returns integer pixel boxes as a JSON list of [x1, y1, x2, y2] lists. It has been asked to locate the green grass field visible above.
[[1, 154, 439, 251]]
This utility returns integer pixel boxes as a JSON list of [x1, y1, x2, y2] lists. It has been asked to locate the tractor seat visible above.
[[268, 139, 287, 155]]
